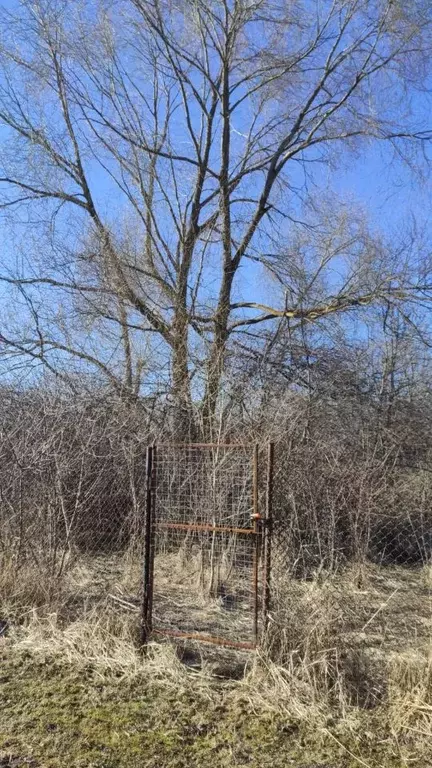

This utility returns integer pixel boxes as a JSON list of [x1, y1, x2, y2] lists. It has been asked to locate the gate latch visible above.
[[251, 512, 270, 529]]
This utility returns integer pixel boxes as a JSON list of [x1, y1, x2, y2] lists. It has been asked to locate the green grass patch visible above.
[[1, 642, 431, 768]]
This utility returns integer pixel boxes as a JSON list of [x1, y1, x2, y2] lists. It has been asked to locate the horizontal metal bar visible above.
[[155, 521, 256, 535], [153, 628, 256, 650], [155, 442, 254, 448]]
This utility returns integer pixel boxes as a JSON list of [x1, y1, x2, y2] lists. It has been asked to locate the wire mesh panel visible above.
[[142, 444, 271, 650], [267, 441, 431, 695]]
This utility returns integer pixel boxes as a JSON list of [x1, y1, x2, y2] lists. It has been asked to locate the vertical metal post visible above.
[[262, 442, 274, 635], [141, 445, 155, 646], [149, 445, 157, 628], [252, 444, 260, 646]]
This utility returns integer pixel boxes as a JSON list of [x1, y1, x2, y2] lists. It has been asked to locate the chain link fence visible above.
[[0, 398, 430, 680], [0, 395, 149, 628], [269, 441, 431, 702]]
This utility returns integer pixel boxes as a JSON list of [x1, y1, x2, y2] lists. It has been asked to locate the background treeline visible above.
[[2, 314, 431, 575]]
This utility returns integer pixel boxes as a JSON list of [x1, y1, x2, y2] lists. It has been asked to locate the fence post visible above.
[[262, 442, 274, 636], [141, 445, 155, 646], [252, 444, 260, 646]]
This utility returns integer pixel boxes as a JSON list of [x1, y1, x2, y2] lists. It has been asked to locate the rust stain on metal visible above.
[[252, 444, 260, 645], [262, 442, 274, 632], [155, 442, 253, 448], [141, 445, 155, 646], [142, 442, 273, 652], [156, 521, 256, 535], [153, 628, 256, 650]]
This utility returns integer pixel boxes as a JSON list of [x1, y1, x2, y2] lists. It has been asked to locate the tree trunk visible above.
[[171, 312, 196, 440]]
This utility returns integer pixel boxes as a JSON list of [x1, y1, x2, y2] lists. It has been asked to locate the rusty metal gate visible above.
[[141, 443, 273, 650]]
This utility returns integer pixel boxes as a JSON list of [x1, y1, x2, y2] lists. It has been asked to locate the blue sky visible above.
[[1, 0, 431, 390], [335, 143, 431, 232]]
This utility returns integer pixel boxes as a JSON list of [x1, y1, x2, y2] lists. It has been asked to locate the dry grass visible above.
[[151, 550, 256, 645], [270, 561, 431, 653], [1, 550, 431, 735], [3, 608, 431, 768], [422, 562, 432, 589], [1, 555, 431, 768], [6, 598, 430, 726], [0, 556, 63, 620], [387, 650, 432, 738]]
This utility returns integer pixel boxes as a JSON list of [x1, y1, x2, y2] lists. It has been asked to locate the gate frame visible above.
[[140, 442, 274, 650]]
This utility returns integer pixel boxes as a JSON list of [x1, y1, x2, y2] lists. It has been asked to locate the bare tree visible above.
[[0, 0, 431, 434]]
